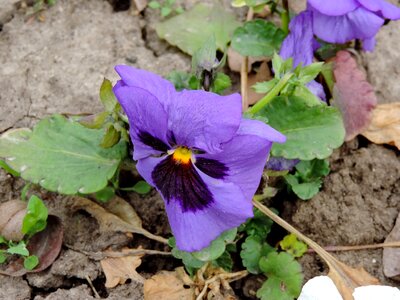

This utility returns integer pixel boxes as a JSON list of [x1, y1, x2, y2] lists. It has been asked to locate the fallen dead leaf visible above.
[[383, 212, 400, 280], [102, 196, 142, 228], [71, 196, 167, 244], [132, 0, 148, 13], [144, 267, 195, 300], [227, 47, 265, 73], [333, 50, 377, 141], [247, 61, 272, 105], [100, 248, 144, 288], [361, 102, 400, 150]]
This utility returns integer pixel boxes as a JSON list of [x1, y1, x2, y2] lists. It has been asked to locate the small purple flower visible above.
[[308, 0, 400, 51], [113, 66, 285, 252]]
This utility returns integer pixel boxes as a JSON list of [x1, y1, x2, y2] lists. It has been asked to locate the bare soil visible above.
[[0, 0, 399, 299]]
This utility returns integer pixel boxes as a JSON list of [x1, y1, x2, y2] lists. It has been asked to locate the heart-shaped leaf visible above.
[[0, 115, 127, 195], [156, 3, 241, 55], [256, 96, 345, 160]]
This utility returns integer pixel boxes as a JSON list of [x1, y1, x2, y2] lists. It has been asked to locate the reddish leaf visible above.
[[333, 51, 377, 141], [0, 215, 63, 276]]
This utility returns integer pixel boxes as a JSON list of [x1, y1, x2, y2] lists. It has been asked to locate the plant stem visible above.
[[246, 73, 293, 115], [281, 0, 290, 35], [308, 241, 400, 253], [241, 8, 254, 111]]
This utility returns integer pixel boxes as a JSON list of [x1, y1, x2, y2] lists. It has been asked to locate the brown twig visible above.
[[307, 241, 400, 253], [86, 275, 101, 299], [240, 8, 254, 111]]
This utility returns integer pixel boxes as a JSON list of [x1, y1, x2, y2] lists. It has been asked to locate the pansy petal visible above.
[[357, 0, 400, 20], [362, 37, 376, 51], [166, 171, 253, 251], [237, 119, 286, 143], [196, 134, 271, 201], [312, 6, 384, 43], [114, 65, 175, 109], [306, 80, 327, 102], [167, 90, 242, 153], [280, 11, 315, 67], [308, 0, 359, 16], [113, 84, 170, 159]]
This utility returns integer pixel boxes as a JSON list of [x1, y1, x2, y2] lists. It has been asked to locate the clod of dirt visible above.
[[383, 212, 400, 280], [33, 284, 95, 300], [50, 249, 100, 280], [26, 269, 68, 290], [106, 281, 144, 300], [0, 274, 31, 300]]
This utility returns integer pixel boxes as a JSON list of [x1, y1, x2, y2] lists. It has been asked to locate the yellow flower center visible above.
[[172, 147, 192, 164]]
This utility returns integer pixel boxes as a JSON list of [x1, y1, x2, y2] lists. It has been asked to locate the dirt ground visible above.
[[0, 0, 399, 299]]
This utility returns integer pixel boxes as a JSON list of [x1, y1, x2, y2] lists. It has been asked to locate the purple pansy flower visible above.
[[113, 66, 286, 252], [308, 0, 400, 51]]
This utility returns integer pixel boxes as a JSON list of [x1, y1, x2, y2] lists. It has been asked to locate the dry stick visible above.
[[308, 241, 400, 253], [252, 200, 364, 291], [86, 275, 101, 299], [136, 227, 169, 244], [196, 270, 248, 300], [240, 8, 254, 111]]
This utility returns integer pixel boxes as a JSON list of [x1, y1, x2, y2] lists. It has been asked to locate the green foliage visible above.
[[241, 236, 274, 274], [99, 79, 118, 112], [166, 71, 200, 91], [284, 159, 330, 200], [100, 124, 121, 148], [148, 0, 183, 18], [192, 35, 218, 75], [24, 255, 39, 270], [22, 195, 48, 237], [131, 181, 152, 195], [0, 115, 127, 195], [7, 241, 29, 256], [94, 186, 116, 202], [255, 96, 345, 160], [169, 228, 237, 275], [257, 252, 303, 300], [232, 20, 285, 57], [239, 208, 273, 239], [212, 250, 234, 272], [211, 73, 232, 94], [156, 3, 241, 55], [279, 234, 308, 258], [0, 160, 19, 177]]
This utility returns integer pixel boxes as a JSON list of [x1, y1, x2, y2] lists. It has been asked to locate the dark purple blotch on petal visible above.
[[152, 156, 214, 212], [195, 158, 228, 179], [138, 131, 170, 153]]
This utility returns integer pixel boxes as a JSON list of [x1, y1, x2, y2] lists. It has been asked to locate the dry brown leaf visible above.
[[100, 248, 144, 288], [132, 0, 148, 12], [247, 61, 272, 105], [383, 212, 400, 280], [71, 196, 142, 234], [144, 267, 195, 300], [361, 102, 400, 150], [227, 47, 265, 73], [102, 196, 142, 228], [327, 259, 380, 300]]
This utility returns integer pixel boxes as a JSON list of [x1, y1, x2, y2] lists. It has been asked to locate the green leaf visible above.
[[297, 62, 324, 84], [271, 53, 293, 78], [192, 228, 237, 261], [211, 73, 232, 94], [0, 236, 7, 244], [156, 3, 241, 55], [161, 6, 172, 17], [0, 253, 6, 264], [295, 159, 330, 179], [94, 186, 115, 202], [256, 96, 345, 160], [100, 125, 121, 148], [166, 71, 199, 91], [0, 159, 20, 177], [257, 252, 303, 300], [240, 208, 273, 240], [192, 35, 217, 73], [7, 241, 29, 256], [285, 175, 322, 200], [212, 250, 233, 272], [280, 234, 308, 258], [79, 111, 109, 129], [231, 20, 285, 57], [148, 1, 161, 9], [253, 79, 278, 94], [132, 181, 152, 195], [241, 236, 274, 274], [169, 238, 205, 274], [22, 195, 48, 236], [24, 255, 39, 270], [100, 78, 118, 112], [0, 115, 127, 195]]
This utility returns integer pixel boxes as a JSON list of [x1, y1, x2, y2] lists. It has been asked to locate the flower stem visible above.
[[246, 72, 293, 115], [281, 0, 290, 35]]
